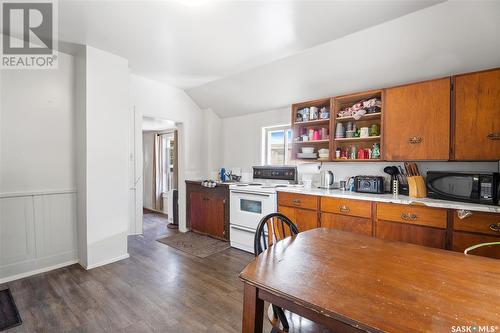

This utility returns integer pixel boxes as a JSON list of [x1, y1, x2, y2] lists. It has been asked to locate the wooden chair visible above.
[[254, 213, 299, 333]]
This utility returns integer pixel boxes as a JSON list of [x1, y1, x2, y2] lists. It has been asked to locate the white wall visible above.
[[0, 52, 78, 283], [130, 74, 208, 232], [203, 108, 223, 176], [76, 45, 130, 269], [222, 107, 289, 171]]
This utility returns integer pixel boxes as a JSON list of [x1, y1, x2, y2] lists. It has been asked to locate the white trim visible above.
[[83, 253, 130, 270], [0, 259, 78, 284], [0, 189, 77, 199]]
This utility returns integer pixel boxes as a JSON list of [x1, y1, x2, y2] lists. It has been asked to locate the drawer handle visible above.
[[339, 205, 350, 213], [408, 137, 422, 144], [487, 133, 500, 140], [490, 223, 500, 232], [292, 199, 301, 205], [401, 213, 417, 221]]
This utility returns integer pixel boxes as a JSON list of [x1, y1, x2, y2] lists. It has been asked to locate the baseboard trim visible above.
[[84, 253, 130, 270], [0, 259, 79, 284]]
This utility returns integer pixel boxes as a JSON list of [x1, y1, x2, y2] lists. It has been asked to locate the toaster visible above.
[[354, 176, 385, 194]]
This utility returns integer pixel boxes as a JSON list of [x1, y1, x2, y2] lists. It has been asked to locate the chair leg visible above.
[[275, 306, 289, 332]]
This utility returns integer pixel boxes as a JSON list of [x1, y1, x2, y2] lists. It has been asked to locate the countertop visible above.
[[276, 186, 500, 213]]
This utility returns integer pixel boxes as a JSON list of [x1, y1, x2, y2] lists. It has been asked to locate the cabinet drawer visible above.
[[320, 197, 371, 218], [453, 231, 500, 259], [453, 211, 500, 236], [376, 203, 447, 229], [278, 192, 318, 210]]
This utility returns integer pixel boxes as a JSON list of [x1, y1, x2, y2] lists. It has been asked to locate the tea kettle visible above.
[[319, 170, 335, 189]]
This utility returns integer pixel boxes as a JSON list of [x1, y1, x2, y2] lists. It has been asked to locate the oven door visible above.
[[230, 190, 276, 230]]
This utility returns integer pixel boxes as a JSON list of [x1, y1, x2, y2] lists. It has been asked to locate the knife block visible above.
[[408, 176, 427, 198]]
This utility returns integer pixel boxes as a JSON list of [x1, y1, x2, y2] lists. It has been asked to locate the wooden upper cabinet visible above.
[[453, 68, 500, 160], [384, 78, 451, 160]]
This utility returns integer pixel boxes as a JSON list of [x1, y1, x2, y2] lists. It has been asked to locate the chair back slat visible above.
[[254, 213, 299, 256]]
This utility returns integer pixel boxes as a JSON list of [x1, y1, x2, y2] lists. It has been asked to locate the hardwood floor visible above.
[[1, 213, 267, 332]]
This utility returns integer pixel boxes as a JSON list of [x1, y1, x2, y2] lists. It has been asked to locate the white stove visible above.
[[229, 166, 297, 253]]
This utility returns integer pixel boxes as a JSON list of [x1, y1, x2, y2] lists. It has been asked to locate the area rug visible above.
[[0, 289, 22, 331], [157, 232, 230, 258]]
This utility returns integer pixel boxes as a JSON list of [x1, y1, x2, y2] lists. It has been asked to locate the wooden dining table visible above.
[[239, 228, 500, 333]]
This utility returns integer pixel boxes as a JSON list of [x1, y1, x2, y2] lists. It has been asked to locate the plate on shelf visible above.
[[297, 152, 318, 159]]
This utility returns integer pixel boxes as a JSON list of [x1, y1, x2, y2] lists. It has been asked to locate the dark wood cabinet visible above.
[[186, 181, 229, 240], [383, 78, 451, 160], [375, 203, 447, 249], [453, 68, 500, 160]]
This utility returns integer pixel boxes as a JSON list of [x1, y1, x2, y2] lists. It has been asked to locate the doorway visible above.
[[142, 116, 179, 234]]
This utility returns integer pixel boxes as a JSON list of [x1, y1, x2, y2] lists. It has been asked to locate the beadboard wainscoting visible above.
[[0, 190, 78, 283]]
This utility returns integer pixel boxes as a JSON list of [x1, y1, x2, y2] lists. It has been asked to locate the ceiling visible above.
[[58, 0, 441, 90], [188, 0, 500, 117]]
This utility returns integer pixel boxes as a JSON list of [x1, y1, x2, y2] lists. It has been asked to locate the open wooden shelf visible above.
[[335, 112, 381, 122], [293, 119, 330, 126], [294, 139, 329, 144], [332, 159, 382, 162], [334, 136, 381, 142]]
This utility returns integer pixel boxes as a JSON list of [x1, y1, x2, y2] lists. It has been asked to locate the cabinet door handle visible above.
[[339, 205, 350, 213], [489, 223, 500, 233], [408, 137, 422, 144], [487, 133, 500, 140], [292, 199, 301, 205], [401, 213, 417, 220]]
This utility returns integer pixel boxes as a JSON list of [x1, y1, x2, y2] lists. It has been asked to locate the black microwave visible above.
[[426, 172, 499, 205]]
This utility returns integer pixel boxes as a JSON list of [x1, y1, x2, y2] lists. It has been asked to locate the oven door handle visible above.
[[230, 225, 256, 233], [230, 191, 271, 197]]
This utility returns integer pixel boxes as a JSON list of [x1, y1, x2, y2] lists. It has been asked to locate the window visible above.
[[263, 125, 292, 165]]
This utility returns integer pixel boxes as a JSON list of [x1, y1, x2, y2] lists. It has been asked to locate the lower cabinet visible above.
[[320, 213, 372, 236], [277, 192, 500, 259], [186, 182, 229, 240], [375, 203, 447, 249], [320, 197, 373, 236], [452, 210, 500, 259], [277, 193, 319, 232], [278, 205, 318, 232]]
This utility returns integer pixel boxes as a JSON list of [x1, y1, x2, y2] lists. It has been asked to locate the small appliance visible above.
[[319, 170, 335, 189], [426, 171, 499, 205], [353, 176, 384, 194]]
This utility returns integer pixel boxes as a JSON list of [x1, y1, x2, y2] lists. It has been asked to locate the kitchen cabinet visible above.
[[452, 210, 500, 259], [278, 193, 319, 232], [320, 197, 372, 236], [186, 181, 229, 240], [383, 78, 451, 160], [453, 68, 500, 160], [320, 213, 372, 236], [375, 203, 447, 249], [278, 205, 318, 232]]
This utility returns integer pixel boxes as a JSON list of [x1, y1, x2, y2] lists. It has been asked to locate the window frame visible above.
[[262, 125, 292, 166]]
